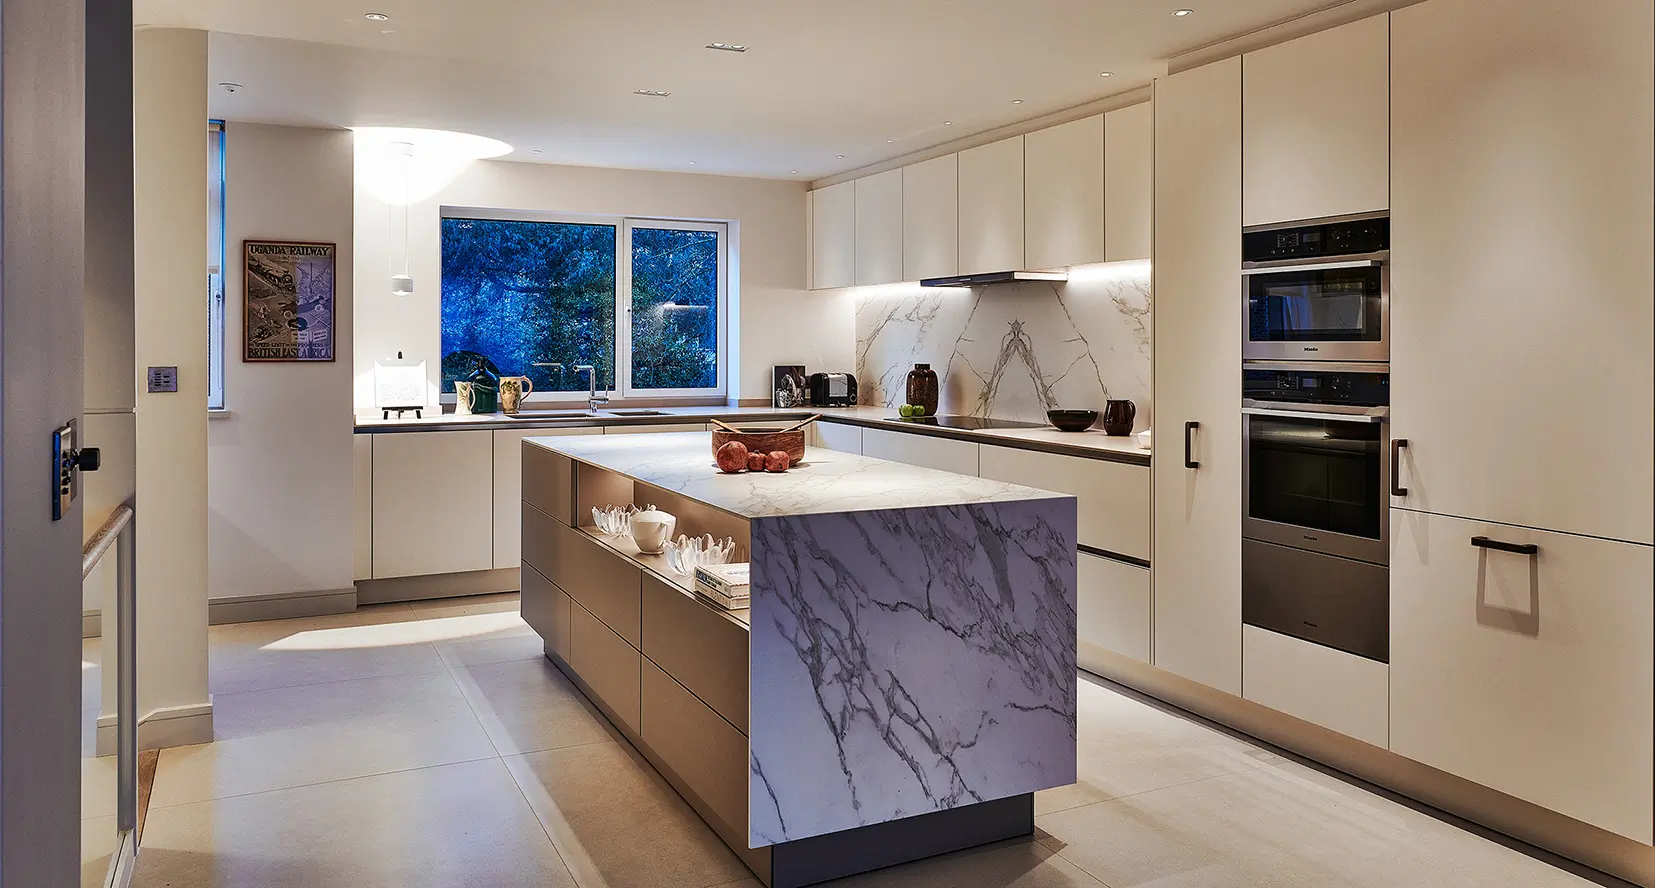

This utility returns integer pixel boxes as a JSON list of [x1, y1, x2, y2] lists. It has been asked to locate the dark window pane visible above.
[[630, 227, 719, 390], [440, 217, 616, 393]]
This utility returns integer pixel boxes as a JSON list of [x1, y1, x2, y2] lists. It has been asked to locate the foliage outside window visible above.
[[440, 212, 727, 400]]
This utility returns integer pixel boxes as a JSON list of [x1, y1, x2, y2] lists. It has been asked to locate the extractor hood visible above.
[[919, 269, 1068, 288]]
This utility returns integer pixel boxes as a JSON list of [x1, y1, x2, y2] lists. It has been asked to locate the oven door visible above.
[[1242, 406, 1389, 565], [1243, 257, 1388, 362]]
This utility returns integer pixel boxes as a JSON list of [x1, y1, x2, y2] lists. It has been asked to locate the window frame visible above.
[[438, 206, 729, 405], [208, 120, 227, 410]]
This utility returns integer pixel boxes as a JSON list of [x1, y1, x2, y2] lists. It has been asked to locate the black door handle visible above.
[[1471, 535, 1539, 556], [1184, 421, 1200, 469], [1390, 439, 1408, 496]]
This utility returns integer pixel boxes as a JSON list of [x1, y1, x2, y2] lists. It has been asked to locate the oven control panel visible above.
[[1243, 216, 1389, 262], [1243, 368, 1389, 407]]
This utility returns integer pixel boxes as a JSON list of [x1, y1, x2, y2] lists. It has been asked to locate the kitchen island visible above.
[[518, 431, 1078, 887]]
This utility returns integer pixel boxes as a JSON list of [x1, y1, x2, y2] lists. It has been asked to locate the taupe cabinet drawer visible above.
[[521, 440, 576, 525], [641, 573, 749, 733], [641, 660, 748, 839], [520, 563, 570, 661], [570, 601, 640, 736], [531, 517, 642, 647]]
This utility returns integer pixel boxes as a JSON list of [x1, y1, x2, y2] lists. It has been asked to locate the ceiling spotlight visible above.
[[530, 148, 542, 155], [836, 154, 846, 159], [705, 42, 749, 52], [689, 161, 698, 165], [943, 120, 953, 126], [1172, 8, 1193, 16], [886, 139, 894, 143], [218, 81, 244, 93], [1099, 71, 1113, 77], [364, 12, 390, 21], [790, 169, 799, 174], [1012, 99, 1023, 104], [633, 89, 671, 97]]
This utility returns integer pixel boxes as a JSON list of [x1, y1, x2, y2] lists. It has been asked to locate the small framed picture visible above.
[[243, 240, 336, 362], [772, 365, 807, 408]]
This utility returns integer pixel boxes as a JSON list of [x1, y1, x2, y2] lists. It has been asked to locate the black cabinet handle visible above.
[[1183, 421, 1200, 469], [1391, 439, 1408, 496], [1471, 535, 1539, 556]]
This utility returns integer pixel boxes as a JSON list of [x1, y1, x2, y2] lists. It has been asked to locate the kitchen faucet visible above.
[[574, 364, 609, 413]]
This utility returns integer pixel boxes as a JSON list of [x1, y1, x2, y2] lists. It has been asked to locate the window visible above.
[[207, 121, 226, 409], [440, 210, 727, 401]]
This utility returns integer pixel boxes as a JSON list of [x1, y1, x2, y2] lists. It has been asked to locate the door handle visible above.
[[1390, 439, 1408, 496], [1183, 421, 1200, 469], [1471, 536, 1539, 556]]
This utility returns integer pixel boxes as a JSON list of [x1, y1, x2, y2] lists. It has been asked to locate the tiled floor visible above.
[[129, 594, 1615, 888]]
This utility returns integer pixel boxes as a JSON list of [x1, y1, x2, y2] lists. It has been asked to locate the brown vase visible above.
[[1101, 399, 1137, 436], [905, 363, 939, 416]]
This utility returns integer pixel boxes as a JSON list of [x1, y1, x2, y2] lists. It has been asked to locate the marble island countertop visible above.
[[526, 430, 1071, 520]]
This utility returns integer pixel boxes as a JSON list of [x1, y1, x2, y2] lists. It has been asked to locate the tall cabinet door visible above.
[[957, 136, 1025, 275], [1242, 13, 1390, 226], [1151, 57, 1243, 695], [854, 169, 903, 286], [1390, 0, 1654, 545]]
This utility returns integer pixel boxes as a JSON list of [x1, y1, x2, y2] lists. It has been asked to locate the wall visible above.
[[353, 158, 851, 409], [208, 123, 355, 602], [853, 261, 1152, 427]]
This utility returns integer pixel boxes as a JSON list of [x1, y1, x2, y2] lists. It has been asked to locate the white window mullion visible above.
[[616, 221, 634, 399]]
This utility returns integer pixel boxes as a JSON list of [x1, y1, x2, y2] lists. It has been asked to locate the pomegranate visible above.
[[715, 440, 750, 473], [765, 450, 791, 473], [747, 451, 768, 472]]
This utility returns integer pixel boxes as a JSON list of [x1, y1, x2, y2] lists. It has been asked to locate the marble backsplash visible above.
[[854, 261, 1151, 430]]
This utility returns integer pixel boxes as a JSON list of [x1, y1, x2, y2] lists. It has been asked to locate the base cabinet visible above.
[[494, 427, 601, 569], [569, 600, 642, 737], [1389, 509, 1654, 844], [1242, 625, 1388, 749], [370, 431, 494, 579], [1077, 552, 1149, 665], [980, 446, 1148, 560], [811, 421, 862, 455], [860, 428, 978, 476]]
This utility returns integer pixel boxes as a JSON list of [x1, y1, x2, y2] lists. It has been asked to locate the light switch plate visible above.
[[147, 365, 178, 393], [52, 420, 76, 521]]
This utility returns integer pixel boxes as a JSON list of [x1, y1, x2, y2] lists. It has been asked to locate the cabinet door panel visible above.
[[1390, 509, 1653, 843], [371, 431, 494, 579], [860, 428, 978, 476], [570, 600, 641, 736], [1242, 13, 1389, 226], [604, 423, 707, 434], [1242, 625, 1387, 749], [1024, 115, 1103, 269], [854, 169, 903, 286], [521, 562, 570, 661], [1151, 58, 1243, 695], [353, 434, 372, 581], [641, 573, 749, 733], [495, 428, 600, 568], [1390, 0, 1654, 544], [1077, 552, 1150, 665], [902, 154, 958, 281], [957, 137, 1024, 275], [979, 446, 1148, 559], [557, 528, 642, 646], [811, 421, 862, 455], [1104, 102, 1153, 262], [811, 181, 855, 289]]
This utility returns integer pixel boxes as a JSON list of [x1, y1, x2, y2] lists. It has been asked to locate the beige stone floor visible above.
[[126, 594, 1616, 888]]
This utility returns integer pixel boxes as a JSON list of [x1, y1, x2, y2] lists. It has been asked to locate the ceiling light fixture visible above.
[[836, 154, 846, 159], [1012, 99, 1023, 104], [218, 81, 244, 93], [790, 169, 798, 174], [705, 42, 748, 52], [634, 89, 671, 97], [364, 12, 390, 21], [943, 120, 953, 126], [689, 161, 698, 165], [886, 139, 894, 143], [530, 149, 542, 155], [1172, 8, 1193, 16], [1099, 71, 1113, 77]]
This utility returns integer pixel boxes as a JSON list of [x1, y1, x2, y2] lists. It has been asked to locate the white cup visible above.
[[630, 509, 677, 554]]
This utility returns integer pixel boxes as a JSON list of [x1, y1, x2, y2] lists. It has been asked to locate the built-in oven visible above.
[[1243, 213, 1389, 363], [1242, 362, 1390, 662]]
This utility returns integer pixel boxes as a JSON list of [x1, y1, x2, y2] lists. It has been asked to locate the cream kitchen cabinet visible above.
[[1077, 551, 1150, 666], [957, 136, 1024, 275], [353, 434, 372, 581], [1390, 0, 1654, 545], [492, 427, 601, 569], [902, 153, 959, 282], [1103, 102, 1153, 262], [1242, 13, 1389, 226], [978, 445, 1147, 561], [1151, 57, 1244, 696], [811, 421, 863, 455], [1242, 625, 1388, 749], [859, 427, 978, 476], [604, 423, 707, 434], [1024, 115, 1103, 269], [371, 430, 494, 579], [1389, 509, 1653, 844], [854, 169, 903, 286], [810, 180, 855, 290]]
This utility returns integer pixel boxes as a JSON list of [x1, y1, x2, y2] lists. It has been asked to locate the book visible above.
[[693, 578, 750, 611], [694, 562, 750, 594]]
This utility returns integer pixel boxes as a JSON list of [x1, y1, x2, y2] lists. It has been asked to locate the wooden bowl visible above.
[[711, 428, 806, 465]]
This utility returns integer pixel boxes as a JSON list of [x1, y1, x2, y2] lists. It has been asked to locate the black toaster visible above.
[[807, 372, 858, 407]]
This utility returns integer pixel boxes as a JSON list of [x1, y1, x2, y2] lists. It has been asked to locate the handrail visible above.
[[82, 503, 134, 580]]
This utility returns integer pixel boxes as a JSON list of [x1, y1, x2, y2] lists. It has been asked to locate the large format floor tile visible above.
[[133, 759, 578, 888], [207, 605, 447, 695], [451, 656, 616, 756]]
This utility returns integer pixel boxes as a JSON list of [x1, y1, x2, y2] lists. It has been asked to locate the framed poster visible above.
[[772, 364, 807, 408], [243, 239, 336, 362]]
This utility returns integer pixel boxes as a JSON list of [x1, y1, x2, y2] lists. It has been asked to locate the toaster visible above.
[[807, 372, 858, 407]]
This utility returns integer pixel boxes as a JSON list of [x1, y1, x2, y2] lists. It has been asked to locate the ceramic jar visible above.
[[905, 363, 939, 417], [630, 508, 677, 554], [1101, 399, 1137, 436]]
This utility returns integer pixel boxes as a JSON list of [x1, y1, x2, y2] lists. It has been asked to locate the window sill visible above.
[[208, 409, 234, 420]]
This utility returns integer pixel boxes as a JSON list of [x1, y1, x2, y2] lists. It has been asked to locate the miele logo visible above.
[[1302, 346, 1320, 352]]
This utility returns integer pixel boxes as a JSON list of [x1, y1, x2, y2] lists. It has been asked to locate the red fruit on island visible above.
[[715, 440, 750, 473], [747, 451, 768, 472], [765, 450, 791, 473]]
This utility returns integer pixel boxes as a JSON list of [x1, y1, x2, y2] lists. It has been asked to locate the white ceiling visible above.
[[150, 0, 1347, 180]]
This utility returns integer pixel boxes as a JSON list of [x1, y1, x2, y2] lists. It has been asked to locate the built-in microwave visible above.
[[1243, 214, 1389, 363]]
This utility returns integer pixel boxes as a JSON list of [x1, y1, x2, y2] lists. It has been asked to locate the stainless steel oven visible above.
[[1243, 213, 1389, 363]]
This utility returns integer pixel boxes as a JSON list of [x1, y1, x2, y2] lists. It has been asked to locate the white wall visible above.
[[353, 158, 852, 409], [209, 123, 355, 602]]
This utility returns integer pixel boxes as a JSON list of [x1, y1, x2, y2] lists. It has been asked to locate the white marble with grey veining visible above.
[[524, 432, 1069, 519], [748, 499, 1078, 845], [856, 262, 1152, 429]]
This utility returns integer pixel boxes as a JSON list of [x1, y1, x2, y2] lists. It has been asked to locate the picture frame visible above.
[[772, 364, 807, 408], [243, 239, 336, 362]]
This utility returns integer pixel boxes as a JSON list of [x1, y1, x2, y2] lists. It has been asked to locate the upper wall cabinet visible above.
[[1024, 116, 1103, 269], [1242, 14, 1389, 226], [903, 154, 958, 281], [854, 169, 903, 286], [957, 136, 1025, 274], [810, 180, 855, 289], [1104, 102, 1153, 261]]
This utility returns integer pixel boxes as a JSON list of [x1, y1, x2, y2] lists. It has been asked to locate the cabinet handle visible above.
[[1183, 421, 1200, 469], [1471, 535, 1539, 556], [1391, 439, 1408, 496]]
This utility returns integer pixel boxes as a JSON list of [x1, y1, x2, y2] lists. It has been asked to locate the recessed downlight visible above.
[[836, 154, 846, 159], [943, 120, 953, 126], [1172, 8, 1194, 16], [1099, 71, 1113, 77], [530, 149, 543, 155], [1012, 99, 1023, 104], [790, 169, 799, 174], [218, 81, 244, 93], [705, 42, 748, 52], [633, 89, 671, 97], [886, 139, 894, 143], [689, 161, 698, 165], [364, 12, 390, 21]]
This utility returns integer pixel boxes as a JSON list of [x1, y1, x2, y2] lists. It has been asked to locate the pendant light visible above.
[[390, 141, 415, 297]]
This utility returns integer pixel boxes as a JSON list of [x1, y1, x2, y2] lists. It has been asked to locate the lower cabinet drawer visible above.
[[980, 446, 1150, 560], [641, 659, 749, 840], [860, 427, 979, 475], [1242, 624, 1388, 749], [520, 563, 570, 662], [570, 601, 641, 736], [556, 525, 642, 647], [641, 573, 749, 733], [1077, 551, 1150, 665]]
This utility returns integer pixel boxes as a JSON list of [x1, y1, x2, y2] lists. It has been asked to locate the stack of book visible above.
[[693, 562, 750, 610]]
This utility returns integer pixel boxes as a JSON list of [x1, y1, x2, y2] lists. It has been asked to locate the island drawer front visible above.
[[521, 562, 571, 661], [522, 443, 575, 526], [520, 503, 560, 582], [570, 600, 641, 736], [641, 659, 749, 842], [558, 525, 643, 647], [980, 445, 1149, 560], [641, 573, 749, 733]]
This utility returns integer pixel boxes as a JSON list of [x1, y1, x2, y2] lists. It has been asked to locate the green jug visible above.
[[465, 357, 501, 414]]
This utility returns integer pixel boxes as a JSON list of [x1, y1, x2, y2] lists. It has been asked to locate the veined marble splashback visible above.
[[855, 261, 1152, 429]]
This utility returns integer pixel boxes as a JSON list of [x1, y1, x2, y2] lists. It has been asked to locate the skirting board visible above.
[[97, 699, 214, 755], [355, 567, 520, 605], [208, 587, 356, 625], [1080, 643, 1654, 887]]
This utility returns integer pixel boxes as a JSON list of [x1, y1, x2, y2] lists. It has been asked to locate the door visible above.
[[1103, 102, 1153, 262], [902, 153, 958, 281], [810, 181, 855, 289], [1151, 57, 1244, 695], [853, 169, 902, 286], [957, 136, 1024, 275], [1024, 115, 1103, 269]]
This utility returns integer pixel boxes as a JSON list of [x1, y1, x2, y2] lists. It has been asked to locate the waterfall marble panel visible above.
[[856, 261, 1152, 428], [748, 498, 1078, 845]]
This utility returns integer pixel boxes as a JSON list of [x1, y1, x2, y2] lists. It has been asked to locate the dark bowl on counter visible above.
[[1046, 409, 1100, 433]]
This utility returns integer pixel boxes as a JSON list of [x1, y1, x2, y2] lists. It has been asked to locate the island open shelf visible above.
[[519, 431, 1078, 888]]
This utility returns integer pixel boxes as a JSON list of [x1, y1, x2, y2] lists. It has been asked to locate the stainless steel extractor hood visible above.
[[918, 269, 1068, 288]]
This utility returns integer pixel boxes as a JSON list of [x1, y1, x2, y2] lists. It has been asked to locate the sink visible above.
[[605, 409, 673, 417], [502, 410, 597, 420]]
